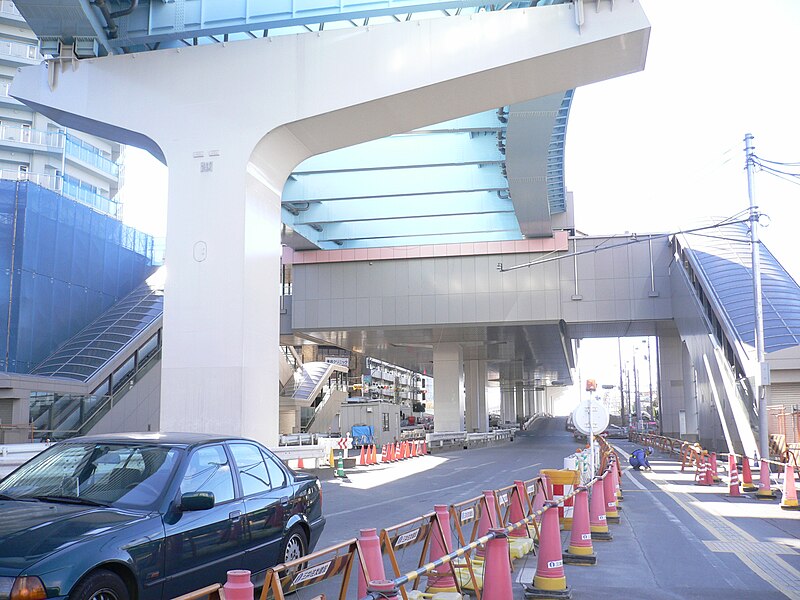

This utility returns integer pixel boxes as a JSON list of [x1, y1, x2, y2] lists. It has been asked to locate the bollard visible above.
[[223, 570, 253, 600], [357, 528, 386, 599], [368, 580, 399, 600], [562, 487, 596, 566], [589, 479, 612, 541], [426, 504, 458, 593], [523, 504, 572, 599], [755, 459, 777, 500], [335, 457, 346, 478], [482, 529, 513, 600]]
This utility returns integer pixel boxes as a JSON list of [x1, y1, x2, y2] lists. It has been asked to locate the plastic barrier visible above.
[[260, 539, 364, 600], [379, 510, 466, 600]]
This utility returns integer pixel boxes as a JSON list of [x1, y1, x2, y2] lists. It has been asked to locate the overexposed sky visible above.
[[119, 1, 800, 403]]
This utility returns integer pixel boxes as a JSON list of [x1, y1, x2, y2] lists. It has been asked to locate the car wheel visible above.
[[281, 526, 308, 565], [69, 570, 130, 600]]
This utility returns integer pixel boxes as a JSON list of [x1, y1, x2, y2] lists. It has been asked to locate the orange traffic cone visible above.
[[709, 452, 721, 483], [741, 456, 758, 492], [728, 455, 740, 497], [371, 444, 378, 464], [422, 439, 428, 454], [780, 464, 798, 510], [523, 503, 571, 598], [756, 459, 777, 500], [359, 445, 367, 466], [562, 486, 596, 565]]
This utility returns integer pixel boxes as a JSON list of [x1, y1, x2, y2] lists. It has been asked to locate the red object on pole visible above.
[[223, 570, 254, 600], [482, 529, 513, 599], [357, 528, 386, 599]]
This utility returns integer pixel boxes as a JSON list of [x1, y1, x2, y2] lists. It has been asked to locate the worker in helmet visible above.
[[629, 446, 653, 471]]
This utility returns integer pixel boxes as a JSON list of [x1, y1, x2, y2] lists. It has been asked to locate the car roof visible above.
[[58, 432, 262, 448]]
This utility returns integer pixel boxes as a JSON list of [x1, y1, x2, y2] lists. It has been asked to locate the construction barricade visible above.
[[540, 468, 579, 530]]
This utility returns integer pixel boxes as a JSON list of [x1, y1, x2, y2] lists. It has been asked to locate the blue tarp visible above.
[[351, 425, 374, 446]]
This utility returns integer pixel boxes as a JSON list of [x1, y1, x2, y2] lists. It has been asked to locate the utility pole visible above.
[[633, 349, 641, 431], [647, 337, 653, 419], [618, 338, 626, 427], [745, 133, 770, 460]]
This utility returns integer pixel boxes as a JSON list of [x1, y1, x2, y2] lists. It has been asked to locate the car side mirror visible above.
[[180, 491, 215, 511]]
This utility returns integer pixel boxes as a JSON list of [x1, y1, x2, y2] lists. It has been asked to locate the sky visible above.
[[118, 1, 800, 412]]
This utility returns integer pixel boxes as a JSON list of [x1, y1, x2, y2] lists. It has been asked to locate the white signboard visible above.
[[572, 399, 610, 435], [324, 356, 349, 368]]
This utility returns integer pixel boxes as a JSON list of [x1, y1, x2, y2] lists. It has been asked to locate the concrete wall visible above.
[[292, 234, 674, 330], [88, 360, 161, 435]]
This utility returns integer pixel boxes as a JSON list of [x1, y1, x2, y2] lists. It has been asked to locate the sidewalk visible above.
[[509, 439, 800, 599]]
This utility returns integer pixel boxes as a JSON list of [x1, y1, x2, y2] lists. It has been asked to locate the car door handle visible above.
[[281, 496, 289, 506], [229, 510, 242, 522]]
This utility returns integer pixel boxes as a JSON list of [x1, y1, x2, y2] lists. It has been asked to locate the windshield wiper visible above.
[[29, 495, 110, 507]]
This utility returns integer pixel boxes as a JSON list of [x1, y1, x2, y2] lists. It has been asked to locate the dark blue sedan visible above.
[[0, 433, 325, 600]]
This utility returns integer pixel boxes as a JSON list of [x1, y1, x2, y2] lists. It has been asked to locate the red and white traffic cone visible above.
[[728, 455, 741, 497], [756, 459, 777, 500], [523, 504, 572, 598], [696, 456, 711, 486], [780, 464, 799, 510]]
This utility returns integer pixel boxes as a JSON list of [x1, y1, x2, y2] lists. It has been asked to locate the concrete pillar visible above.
[[11, 3, 648, 447], [524, 387, 535, 418], [500, 384, 516, 425], [465, 359, 488, 432], [433, 343, 465, 432], [657, 325, 685, 437], [515, 384, 525, 423]]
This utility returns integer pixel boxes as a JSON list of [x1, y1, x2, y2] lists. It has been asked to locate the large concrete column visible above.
[[500, 384, 516, 425], [465, 359, 488, 432], [12, 3, 648, 447], [433, 344, 465, 432], [658, 325, 685, 437], [515, 384, 525, 423]]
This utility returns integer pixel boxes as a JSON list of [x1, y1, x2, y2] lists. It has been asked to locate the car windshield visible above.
[[0, 442, 181, 510]]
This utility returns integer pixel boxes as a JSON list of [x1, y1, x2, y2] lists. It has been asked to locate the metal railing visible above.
[[0, 169, 62, 192], [65, 136, 120, 176], [0, 123, 62, 147]]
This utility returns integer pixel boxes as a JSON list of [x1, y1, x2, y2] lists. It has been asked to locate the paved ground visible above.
[[300, 418, 800, 599]]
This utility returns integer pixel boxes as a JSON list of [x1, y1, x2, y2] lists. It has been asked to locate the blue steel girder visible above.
[[13, 0, 565, 55]]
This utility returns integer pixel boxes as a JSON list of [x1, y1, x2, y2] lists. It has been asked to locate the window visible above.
[[229, 443, 271, 496], [262, 451, 287, 489], [180, 444, 234, 504], [382, 412, 390, 432]]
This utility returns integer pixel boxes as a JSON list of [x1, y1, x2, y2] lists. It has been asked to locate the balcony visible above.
[[66, 136, 120, 177], [62, 177, 120, 217], [0, 123, 63, 150], [0, 169, 61, 192]]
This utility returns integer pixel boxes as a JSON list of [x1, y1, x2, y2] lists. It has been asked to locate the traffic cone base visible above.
[[606, 515, 621, 524], [590, 530, 613, 541], [562, 549, 597, 566], [523, 580, 572, 599]]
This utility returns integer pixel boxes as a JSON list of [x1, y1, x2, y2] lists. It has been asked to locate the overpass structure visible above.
[[3, 0, 799, 457]]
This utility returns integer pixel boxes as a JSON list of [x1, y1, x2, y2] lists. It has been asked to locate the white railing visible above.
[[271, 445, 327, 468], [0, 124, 63, 147], [0, 39, 40, 62], [0, 169, 62, 192], [0, 1, 21, 17]]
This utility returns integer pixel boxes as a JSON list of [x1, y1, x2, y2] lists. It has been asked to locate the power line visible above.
[[497, 216, 751, 272]]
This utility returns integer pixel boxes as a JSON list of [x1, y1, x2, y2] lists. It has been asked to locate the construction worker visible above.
[[629, 447, 653, 471]]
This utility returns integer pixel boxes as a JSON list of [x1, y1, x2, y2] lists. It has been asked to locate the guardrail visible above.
[[426, 428, 515, 451], [270, 445, 327, 469]]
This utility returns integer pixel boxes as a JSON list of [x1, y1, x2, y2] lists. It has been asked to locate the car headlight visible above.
[[0, 577, 47, 600]]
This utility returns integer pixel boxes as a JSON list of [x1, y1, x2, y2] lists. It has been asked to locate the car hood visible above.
[[0, 500, 150, 571]]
